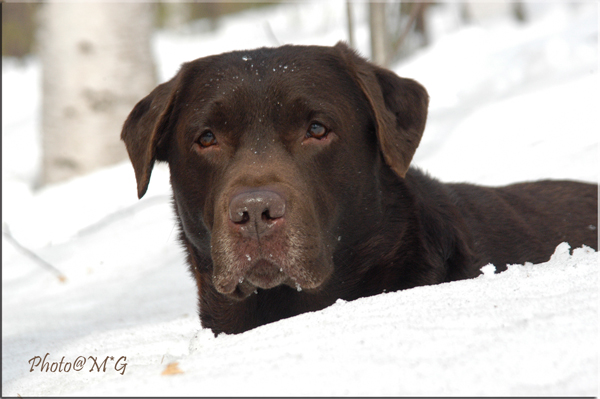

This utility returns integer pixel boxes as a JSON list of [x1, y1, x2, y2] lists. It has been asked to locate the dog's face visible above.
[[122, 43, 428, 301], [169, 47, 380, 298]]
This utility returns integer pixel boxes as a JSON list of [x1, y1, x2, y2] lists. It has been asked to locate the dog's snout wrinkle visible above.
[[229, 189, 286, 239]]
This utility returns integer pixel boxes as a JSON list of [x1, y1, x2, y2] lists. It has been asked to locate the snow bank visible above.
[[3, 243, 597, 396]]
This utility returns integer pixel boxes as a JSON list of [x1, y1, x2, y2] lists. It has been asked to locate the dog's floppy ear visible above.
[[335, 42, 429, 178], [121, 75, 179, 199]]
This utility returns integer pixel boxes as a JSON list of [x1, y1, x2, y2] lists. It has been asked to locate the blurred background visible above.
[[2, 0, 597, 249], [3, 0, 558, 187]]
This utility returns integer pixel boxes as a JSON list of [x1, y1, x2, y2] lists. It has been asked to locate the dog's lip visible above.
[[228, 279, 257, 300], [212, 239, 333, 296], [244, 259, 288, 289], [213, 256, 289, 297]]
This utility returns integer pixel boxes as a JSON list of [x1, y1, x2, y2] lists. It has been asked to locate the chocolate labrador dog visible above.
[[121, 42, 598, 335]]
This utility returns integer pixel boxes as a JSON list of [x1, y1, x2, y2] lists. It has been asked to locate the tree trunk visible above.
[[346, 0, 355, 49], [163, 3, 191, 31], [38, 3, 157, 186], [369, 2, 388, 66]]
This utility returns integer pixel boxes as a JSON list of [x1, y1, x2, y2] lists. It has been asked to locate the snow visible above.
[[2, 1, 598, 396]]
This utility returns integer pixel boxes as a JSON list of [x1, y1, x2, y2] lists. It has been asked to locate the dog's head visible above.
[[121, 42, 428, 300]]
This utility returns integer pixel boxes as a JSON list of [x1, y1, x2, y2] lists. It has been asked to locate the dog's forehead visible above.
[[184, 46, 355, 100], [176, 46, 364, 140]]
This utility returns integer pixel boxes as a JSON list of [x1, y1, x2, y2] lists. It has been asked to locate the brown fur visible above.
[[121, 43, 598, 335]]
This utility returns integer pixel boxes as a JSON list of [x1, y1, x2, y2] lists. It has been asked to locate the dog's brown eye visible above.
[[306, 122, 328, 139], [197, 131, 217, 148]]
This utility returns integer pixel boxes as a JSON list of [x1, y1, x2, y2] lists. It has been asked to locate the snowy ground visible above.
[[2, 1, 598, 396]]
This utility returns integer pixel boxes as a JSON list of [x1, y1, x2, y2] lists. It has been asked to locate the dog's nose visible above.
[[229, 190, 286, 238]]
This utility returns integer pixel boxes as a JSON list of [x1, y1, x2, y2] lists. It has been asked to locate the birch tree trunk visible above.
[[369, 2, 388, 67], [38, 3, 157, 186], [346, 0, 355, 49]]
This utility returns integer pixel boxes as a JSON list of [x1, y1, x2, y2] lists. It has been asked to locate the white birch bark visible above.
[[369, 2, 388, 67], [39, 2, 157, 185]]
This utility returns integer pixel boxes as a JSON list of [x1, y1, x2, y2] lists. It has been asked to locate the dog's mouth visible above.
[[244, 259, 289, 289], [210, 219, 334, 299], [215, 257, 313, 300]]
